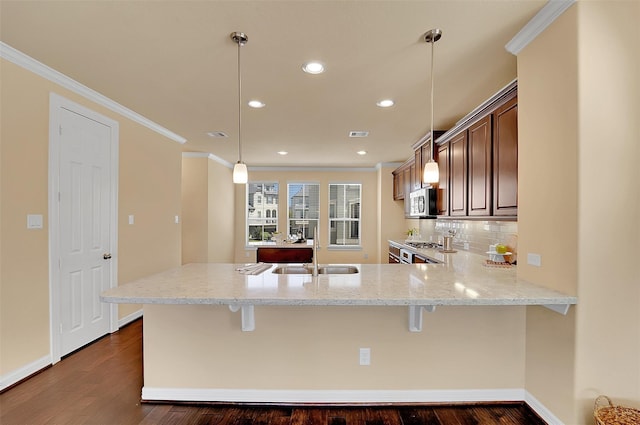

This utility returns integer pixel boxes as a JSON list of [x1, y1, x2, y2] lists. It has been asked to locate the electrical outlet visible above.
[[464, 242, 469, 250], [174, 215, 180, 224], [363, 253, 368, 259], [359, 348, 371, 366], [128, 215, 135, 225]]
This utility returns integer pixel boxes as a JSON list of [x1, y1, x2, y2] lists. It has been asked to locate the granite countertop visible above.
[[100, 248, 576, 307]]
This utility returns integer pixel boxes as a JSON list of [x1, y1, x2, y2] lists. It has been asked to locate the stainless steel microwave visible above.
[[409, 188, 437, 218]]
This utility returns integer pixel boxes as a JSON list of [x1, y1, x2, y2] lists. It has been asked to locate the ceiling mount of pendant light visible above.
[[231, 31, 248, 184], [423, 28, 442, 185]]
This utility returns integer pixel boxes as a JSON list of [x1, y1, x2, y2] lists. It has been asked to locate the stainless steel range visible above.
[[404, 241, 442, 250]]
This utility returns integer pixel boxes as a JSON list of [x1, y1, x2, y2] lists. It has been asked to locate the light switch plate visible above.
[[359, 348, 371, 366], [128, 215, 135, 225], [27, 214, 43, 229], [527, 253, 542, 267]]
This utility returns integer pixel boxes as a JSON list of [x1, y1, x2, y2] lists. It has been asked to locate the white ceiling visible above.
[[0, 1, 544, 168]]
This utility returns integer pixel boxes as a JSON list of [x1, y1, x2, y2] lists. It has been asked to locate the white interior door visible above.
[[57, 106, 113, 356]]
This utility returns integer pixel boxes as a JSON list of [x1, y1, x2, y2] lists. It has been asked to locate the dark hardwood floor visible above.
[[0, 319, 545, 424]]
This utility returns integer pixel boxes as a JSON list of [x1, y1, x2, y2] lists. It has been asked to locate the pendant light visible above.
[[231, 31, 248, 184], [423, 29, 442, 185]]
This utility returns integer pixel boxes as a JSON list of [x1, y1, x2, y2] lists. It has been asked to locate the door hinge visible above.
[[59, 125, 63, 135]]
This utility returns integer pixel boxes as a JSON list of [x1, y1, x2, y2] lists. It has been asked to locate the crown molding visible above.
[[505, 0, 576, 55], [181, 154, 398, 172], [0, 42, 186, 144], [182, 152, 234, 168], [249, 166, 378, 173]]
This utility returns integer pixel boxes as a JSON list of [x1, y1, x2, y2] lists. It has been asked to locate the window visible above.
[[329, 184, 361, 247], [247, 182, 279, 245], [288, 183, 319, 242]]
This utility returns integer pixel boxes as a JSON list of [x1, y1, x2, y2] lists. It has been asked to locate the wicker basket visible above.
[[594, 395, 640, 424]]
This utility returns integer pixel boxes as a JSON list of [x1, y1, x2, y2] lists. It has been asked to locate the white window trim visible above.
[[287, 181, 320, 242], [246, 181, 280, 247], [328, 182, 362, 249]]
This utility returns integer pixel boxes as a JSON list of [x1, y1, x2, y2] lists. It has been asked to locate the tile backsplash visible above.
[[416, 219, 518, 259]]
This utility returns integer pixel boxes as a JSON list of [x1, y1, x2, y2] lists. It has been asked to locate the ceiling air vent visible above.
[[349, 131, 369, 138], [207, 131, 228, 138]]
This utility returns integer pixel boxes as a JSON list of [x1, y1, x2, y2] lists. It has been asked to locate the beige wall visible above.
[[377, 164, 405, 263], [574, 0, 639, 419], [144, 304, 526, 391], [518, 2, 640, 423], [207, 159, 235, 263], [0, 58, 182, 375], [181, 155, 235, 264], [233, 169, 399, 265], [518, 6, 579, 422], [182, 157, 209, 264]]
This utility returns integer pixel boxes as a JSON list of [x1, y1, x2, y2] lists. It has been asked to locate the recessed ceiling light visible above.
[[207, 131, 228, 138], [349, 131, 369, 138], [302, 61, 325, 74], [357, 150, 367, 155], [376, 99, 395, 108], [248, 100, 265, 108], [278, 151, 288, 155]]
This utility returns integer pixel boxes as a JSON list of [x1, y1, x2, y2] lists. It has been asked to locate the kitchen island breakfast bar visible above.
[[100, 250, 576, 405]]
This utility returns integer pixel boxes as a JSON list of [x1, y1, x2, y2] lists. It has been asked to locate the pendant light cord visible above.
[[237, 38, 243, 164], [429, 34, 435, 163]]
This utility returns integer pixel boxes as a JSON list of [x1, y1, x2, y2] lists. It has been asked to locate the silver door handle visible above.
[[103, 253, 112, 260]]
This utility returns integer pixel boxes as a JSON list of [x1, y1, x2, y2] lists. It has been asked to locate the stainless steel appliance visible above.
[[399, 249, 413, 264], [409, 188, 437, 218]]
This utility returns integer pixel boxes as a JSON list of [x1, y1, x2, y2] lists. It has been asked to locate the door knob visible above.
[[103, 253, 112, 260]]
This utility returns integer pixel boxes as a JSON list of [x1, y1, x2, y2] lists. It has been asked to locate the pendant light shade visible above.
[[423, 160, 439, 183], [231, 31, 248, 184], [233, 162, 248, 184], [423, 29, 442, 185]]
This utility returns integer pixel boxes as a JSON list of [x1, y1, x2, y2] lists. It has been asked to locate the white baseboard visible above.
[[118, 309, 143, 328], [142, 387, 526, 404], [525, 391, 564, 425], [0, 355, 51, 392]]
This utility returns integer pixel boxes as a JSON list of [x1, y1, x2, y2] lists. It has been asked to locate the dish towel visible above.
[[236, 263, 272, 275]]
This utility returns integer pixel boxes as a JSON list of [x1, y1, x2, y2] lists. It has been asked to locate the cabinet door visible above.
[[493, 97, 518, 216], [468, 115, 492, 216], [449, 131, 468, 216], [393, 170, 403, 200], [436, 142, 449, 215], [414, 148, 423, 190], [403, 164, 412, 217]]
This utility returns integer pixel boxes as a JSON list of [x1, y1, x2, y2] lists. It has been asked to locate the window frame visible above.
[[287, 182, 320, 244], [328, 183, 362, 249], [246, 181, 280, 246]]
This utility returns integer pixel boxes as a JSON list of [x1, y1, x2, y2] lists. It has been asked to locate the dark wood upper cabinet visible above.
[[468, 115, 492, 216], [436, 142, 449, 216], [493, 97, 518, 216], [403, 160, 412, 217], [393, 81, 517, 220], [449, 131, 468, 216], [392, 169, 404, 200]]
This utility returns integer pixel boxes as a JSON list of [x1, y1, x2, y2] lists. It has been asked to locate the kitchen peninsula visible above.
[[101, 252, 576, 405]]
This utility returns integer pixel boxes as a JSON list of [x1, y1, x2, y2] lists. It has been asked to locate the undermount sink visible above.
[[317, 266, 359, 274], [272, 265, 359, 275], [271, 266, 313, 274]]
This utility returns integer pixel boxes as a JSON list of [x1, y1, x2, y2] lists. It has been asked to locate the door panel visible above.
[[59, 107, 112, 355]]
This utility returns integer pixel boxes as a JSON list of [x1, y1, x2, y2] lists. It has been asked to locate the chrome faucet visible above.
[[312, 227, 319, 276]]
